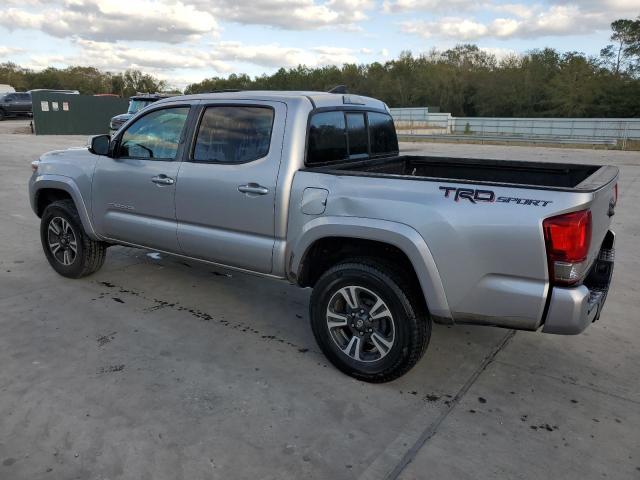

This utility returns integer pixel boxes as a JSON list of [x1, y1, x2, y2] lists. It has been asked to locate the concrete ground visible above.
[[0, 121, 638, 480]]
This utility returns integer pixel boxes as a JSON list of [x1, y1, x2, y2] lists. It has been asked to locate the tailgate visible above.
[[578, 166, 618, 265]]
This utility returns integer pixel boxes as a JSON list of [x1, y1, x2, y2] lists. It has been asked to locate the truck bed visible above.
[[307, 155, 616, 191]]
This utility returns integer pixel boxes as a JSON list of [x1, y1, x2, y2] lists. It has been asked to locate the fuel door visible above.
[[301, 188, 329, 215]]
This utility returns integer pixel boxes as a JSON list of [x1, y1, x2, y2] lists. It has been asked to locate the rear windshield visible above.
[[306, 110, 398, 165]]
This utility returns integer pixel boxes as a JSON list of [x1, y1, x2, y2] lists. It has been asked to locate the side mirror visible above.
[[89, 134, 111, 156]]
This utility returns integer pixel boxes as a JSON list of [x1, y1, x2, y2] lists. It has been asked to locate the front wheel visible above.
[[310, 260, 431, 383], [40, 199, 107, 278]]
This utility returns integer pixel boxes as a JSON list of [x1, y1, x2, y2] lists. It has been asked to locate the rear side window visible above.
[[193, 106, 274, 163], [307, 111, 347, 164], [368, 112, 398, 155]]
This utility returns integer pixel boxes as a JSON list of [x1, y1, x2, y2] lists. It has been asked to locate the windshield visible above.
[[127, 99, 155, 114]]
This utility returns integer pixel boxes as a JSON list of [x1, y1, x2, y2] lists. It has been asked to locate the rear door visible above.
[[92, 105, 192, 252], [175, 101, 286, 273]]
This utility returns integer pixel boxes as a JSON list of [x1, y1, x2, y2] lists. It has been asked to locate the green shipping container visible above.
[[31, 92, 128, 135]]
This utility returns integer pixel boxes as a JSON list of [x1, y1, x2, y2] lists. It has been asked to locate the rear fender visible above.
[[289, 216, 452, 321]]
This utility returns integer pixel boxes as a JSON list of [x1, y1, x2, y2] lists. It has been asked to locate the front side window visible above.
[[307, 111, 347, 164], [193, 106, 274, 163], [118, 107, 189, 160]]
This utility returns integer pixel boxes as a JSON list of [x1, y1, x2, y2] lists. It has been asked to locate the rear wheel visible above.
[[40, 199, 107, 278], [0, 109, 5, 121], [310, 259, 431, 383]]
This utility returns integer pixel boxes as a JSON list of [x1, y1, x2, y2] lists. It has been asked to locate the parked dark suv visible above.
[[0, 92, 32, 120], [109, 93, 174, 135]]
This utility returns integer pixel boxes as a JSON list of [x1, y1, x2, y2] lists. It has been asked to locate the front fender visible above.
[[289, 216, 452, 321], [29, 174, 100, 240]]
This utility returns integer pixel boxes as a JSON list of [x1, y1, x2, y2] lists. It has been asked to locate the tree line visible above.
[[1, 17, 638, 117], [0, 65, 169, 98]]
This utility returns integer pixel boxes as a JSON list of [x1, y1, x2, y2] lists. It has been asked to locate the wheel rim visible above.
[[326, 285, 395, 363], [47, 216, 77, 266]]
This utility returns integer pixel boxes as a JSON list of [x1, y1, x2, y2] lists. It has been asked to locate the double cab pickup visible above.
[[29, 91, 617, 382]]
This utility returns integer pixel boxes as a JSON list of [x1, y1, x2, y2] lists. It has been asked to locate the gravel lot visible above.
[[1, 121, 639, 479]]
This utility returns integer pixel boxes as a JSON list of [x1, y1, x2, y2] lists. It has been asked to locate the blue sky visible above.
[[0, 0, 637, 89]]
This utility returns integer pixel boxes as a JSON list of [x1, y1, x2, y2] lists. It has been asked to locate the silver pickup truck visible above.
[[29, 91, 618, 382]]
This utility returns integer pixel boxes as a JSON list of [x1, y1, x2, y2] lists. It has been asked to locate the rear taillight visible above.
[[613, 183, 618, 205], [543, 210, 592, 286]]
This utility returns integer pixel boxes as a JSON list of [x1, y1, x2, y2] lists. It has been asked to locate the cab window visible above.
[[118, 107, 189, 160], [307, 111, 347, 164], [306, 110, 398, 165], [192, 106, 274, 163], [369, 112, 399, 155], [346, 112, 368, 157]]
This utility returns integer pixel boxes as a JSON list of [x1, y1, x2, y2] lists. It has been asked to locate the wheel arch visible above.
[[289, 217, 452, 323], [31, 175, 100, 240]]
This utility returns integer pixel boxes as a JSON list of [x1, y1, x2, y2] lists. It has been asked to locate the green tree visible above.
[[600, 17, 640, 75]]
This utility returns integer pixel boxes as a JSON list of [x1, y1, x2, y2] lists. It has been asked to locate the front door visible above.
[[92, 105, 191, 252], [175, 101, 286, 273]]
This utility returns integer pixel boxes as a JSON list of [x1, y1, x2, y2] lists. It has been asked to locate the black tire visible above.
[[310, 259, 431, 383], [40, 199, 107, 278], [0, 109, 5, 121]]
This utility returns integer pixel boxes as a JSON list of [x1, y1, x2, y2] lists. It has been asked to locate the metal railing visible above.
[[390, 110, 640, 148]]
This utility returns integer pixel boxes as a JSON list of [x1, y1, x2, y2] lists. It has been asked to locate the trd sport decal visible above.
[[439, 186, 552, 206]]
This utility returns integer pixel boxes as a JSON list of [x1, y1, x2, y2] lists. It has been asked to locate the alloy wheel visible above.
[[47, 216, 77, 266], [326, 285, 396, 362]]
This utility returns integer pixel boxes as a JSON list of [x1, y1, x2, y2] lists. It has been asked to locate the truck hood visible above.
[[37, 146, 99, 182]]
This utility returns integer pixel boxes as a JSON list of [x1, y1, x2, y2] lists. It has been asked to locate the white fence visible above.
[[388, 107, 429, 122], [389, 110, 640, 146], [450, 117, 640, 140]]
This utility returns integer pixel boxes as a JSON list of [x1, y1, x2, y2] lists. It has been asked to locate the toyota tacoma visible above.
[[29, 91, 618, 382]]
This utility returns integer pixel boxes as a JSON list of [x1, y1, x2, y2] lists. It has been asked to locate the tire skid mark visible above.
[[93, 280, 317, 355]]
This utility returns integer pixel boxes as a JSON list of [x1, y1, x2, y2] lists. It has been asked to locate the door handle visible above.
[[238, 183, 269, 195], [151, 175, 175, 186]]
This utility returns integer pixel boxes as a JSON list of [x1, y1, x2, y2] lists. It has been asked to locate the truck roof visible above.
[[155, 90, 388, 111]]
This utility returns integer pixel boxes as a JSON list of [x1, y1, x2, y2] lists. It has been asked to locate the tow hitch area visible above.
[[584, 230, 615, 322]]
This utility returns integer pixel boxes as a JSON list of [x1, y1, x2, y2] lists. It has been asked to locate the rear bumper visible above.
[[542, 230, 615, 335]]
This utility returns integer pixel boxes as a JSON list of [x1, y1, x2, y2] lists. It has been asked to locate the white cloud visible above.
[[200, 0, 373, 30], [488, 3, 534, 19], [0, 1, 219, 43], [383, 0, 474, 14], [401, 5, 612, 40], [0, 0, 374, 43], [20, 39, 365, 88], [0, 46, 25, 57], [401, 17, 487, 40]]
